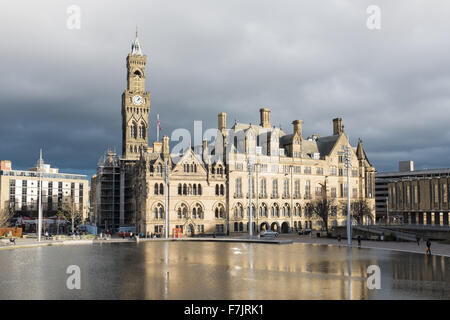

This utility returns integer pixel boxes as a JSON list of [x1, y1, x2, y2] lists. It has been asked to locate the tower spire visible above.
[[131, 27, 143, 56]]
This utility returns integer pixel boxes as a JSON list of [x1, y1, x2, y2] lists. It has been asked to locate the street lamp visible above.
[[247, 158, 254, 238], [164, 159, 169, 239], [37, 149, 43, 242], [338, 146, 352, 247]]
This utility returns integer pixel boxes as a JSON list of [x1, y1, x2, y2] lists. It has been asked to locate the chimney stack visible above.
[[333, 118, 343, 135], [218, 112, 226, 133], [292, 120, 303, 137], [162, 135, 170, 158], [260, 108, 271, 128]]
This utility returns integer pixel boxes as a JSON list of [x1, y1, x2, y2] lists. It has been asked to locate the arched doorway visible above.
[[260, 222, 269, 231], [271, 222, 279, 232], [281, 222, 289, 233], [187, 224, 195, 237]]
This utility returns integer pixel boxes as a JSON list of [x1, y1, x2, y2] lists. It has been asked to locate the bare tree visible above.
[[61, 197, 82, 234], [56, 210, 66, 235], [351, 199, 373, 225], [310, 198, 334, 234], [0, 202, 15, 228]]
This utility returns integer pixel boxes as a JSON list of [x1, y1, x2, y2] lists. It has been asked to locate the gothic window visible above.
[[220, 184, 224, 196], [283, 180, 289, 197], [294, 180, 301, 197], [259, 203, 268, 217], [177, 204, 188, 219], [272, 179, 278, 197], [159, 183, 164, 195], [154, 183, 159, 195], [216, 184, 219, 195], [193, 184, 197, 195], [193, 203, 203, 219], [131, 122, 138, 139], [260, 178, 266, 196], [178, 184, 182, 195], [139, 123, 146, 139], [215, 204, 225, 219], [235, 178, 242, 197], [183, 184, 187, 195], [198, 184, 202, 195], [283, 204, 290, 217]]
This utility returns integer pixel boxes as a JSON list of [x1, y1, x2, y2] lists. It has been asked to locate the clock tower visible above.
[[122, 31, 151, 159]]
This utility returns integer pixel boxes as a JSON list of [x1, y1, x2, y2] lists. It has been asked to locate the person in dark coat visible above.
[[426, 239, 431, 255]]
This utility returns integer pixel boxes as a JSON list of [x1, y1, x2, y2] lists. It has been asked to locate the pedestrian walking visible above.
[[426, 239, 431, 255], [357, 235, 361, 248]]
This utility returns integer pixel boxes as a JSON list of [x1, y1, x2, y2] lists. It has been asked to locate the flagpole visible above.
[[157, 114, 160, 142]]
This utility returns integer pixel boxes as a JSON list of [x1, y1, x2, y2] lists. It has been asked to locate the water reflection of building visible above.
[[133, 242, 376, 299]]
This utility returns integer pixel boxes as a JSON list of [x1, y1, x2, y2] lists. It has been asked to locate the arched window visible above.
[[271, 204, 279, 217], [198, 184, 202, 195], [283, 204, 290, 217], [260, 178, 266, 196], [220, 184, 224, 196], [178, 184, 182, 195], [234, 222, 238, 232], [131, 122, 138, 139], [193, 203, 203, 219], [154, 204, 164, 219], [139, 123, 146, 139], [215, 204, 225, 219], [259, 203, 267, 217], [178, 204, 188, 219], [216, 184, 219, 195], [193, 184, 197, 195], [183, 184, 187, 195], [159, 183, 164, 195], [239, 222, 243, 232], [154, 183, 159, 195]]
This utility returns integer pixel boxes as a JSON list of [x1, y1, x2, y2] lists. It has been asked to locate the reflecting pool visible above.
[[0, 242, 448, 299]]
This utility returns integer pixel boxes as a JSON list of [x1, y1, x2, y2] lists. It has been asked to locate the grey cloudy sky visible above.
[[1, 0, 449, 177]]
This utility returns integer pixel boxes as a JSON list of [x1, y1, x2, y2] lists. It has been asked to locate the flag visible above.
[[157, 114, 162, 131]]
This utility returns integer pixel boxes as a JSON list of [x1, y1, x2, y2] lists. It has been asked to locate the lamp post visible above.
[[37, 149, 43, 242], [164, 160, 169, 239], [339, 146, 352, 247], [247, 158, 253, 238]]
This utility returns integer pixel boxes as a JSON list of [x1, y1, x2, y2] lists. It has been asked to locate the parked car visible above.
[[260, 230, 279, 238]]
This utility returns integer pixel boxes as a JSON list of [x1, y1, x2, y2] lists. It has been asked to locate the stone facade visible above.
[[133, 110, 376, 236], [94, 33, 376, 236]]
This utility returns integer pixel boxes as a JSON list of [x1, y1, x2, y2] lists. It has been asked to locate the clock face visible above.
[[133, 95, 143, 106]]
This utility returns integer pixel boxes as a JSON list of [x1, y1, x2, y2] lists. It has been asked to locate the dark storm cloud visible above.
[[1, 0, 449, 177]]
